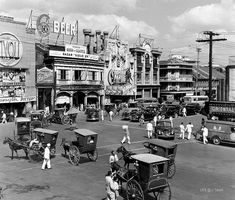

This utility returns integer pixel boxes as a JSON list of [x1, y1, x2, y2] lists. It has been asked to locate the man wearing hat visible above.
[[41, 143, 51, 170], [121, 125, 131, 144]]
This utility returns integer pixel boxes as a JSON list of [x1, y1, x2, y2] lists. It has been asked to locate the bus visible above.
[[183, 95, 209, 107], [136, 97, 159, 108]]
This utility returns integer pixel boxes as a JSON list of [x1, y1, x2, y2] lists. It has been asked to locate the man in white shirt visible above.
[[109, 150, 119, 172], [105, 171, 117, 200], [109, 110, 114, 121], [41, 143, 51, 170], [146, 121, 153, 139], [1, 111, 7, 123], [185, 122, 194, 140], [153, 115, 158, 127], [202, 126, 208, 144], [182, 107, 187, 117], [121, 125, 131, 144], [179, 122, 185, 139]]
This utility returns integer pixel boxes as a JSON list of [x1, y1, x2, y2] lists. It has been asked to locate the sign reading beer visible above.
[[0, 32, 23, 67], [36, 14, 77, 37]]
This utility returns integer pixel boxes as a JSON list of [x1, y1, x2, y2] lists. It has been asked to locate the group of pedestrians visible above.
[[179, 122, 194, 140]]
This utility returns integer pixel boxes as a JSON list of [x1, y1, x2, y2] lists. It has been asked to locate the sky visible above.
[[1, 0, 235, 66]]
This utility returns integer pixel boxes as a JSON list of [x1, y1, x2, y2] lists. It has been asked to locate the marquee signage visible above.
[[0, 32, 23, 67], [0, 96, 36, 103], [49, 50, 99, 60]]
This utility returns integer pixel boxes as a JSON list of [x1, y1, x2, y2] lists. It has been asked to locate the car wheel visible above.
[[212, 136, 221, 145]]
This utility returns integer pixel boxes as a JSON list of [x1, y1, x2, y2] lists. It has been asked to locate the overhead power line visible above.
[[196, 31, 227, 103]]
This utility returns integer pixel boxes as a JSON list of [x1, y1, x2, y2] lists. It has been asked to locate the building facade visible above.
[[159, 55, 195, 100], [130, 42, 162, 99], [36, 43, 105, 111], [0, 15, 36, 117], [194, 66, 225, 101]]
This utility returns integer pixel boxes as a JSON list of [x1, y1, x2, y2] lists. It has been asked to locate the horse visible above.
[[3, 137, 29, 160], [116, 145, 136, 169], [60, 138, 71, 156]]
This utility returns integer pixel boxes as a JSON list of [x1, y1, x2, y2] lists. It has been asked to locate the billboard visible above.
[[104, 38, 136, 96]]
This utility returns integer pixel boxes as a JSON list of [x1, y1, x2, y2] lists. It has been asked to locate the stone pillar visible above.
[[89, 33, 95, 54], [95, 30, 101, 53], [83, 29, 91, 53], [84, 94, 88, 108], [103, 31, 109, 50], [98, 95, 101, 109]]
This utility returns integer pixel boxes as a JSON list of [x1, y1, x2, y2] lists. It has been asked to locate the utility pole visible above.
[[195, 47, 201, 95], [196, 31, 226, 103]]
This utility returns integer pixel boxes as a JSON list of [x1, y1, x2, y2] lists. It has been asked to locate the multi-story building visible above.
[[36, 31, 106, 110], [130, 38, 162, 99], [159, 55, 195, 100], [0, 15, 36, 117], [34, 12, 107, 110]]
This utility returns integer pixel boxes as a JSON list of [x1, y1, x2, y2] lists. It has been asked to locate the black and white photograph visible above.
[[0, 0, 235, 199]]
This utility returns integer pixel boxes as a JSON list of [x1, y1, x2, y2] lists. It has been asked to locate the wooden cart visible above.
[[116, 153, 171, 200], [143, 139, 177, 178], [68, 129, 98, 165]]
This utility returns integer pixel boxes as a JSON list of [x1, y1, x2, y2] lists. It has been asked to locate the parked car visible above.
[[129, 108, 142, 121], [159, 104, 181, 119], [86, 108, 99, 121], [180, 103, 201, 116], [154, 120, 175, 140], [122, 107, 137, 120]]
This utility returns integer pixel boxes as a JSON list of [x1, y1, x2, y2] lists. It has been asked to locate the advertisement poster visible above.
[[0, 69, 26, 98], [37, 65, 54, 84], [105, 38, 136, 96]]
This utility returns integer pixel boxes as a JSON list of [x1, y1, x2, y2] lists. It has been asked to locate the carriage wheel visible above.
[[28, 149, 43, 162], [156, 182, 171, 200], [167, 162, 176, 178], [50, 148, 56, 157], [87, 148, 98, 161], [68, 145, 80, 165], [61, 116, 70, 125], [126, 179, 144, 200]]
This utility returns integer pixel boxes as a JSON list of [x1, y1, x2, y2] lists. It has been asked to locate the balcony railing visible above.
[[160, 74, 193, 81], [57, 79, 104, 85]]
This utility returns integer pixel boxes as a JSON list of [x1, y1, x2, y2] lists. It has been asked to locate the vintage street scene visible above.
[[0, 1, 235, 200]]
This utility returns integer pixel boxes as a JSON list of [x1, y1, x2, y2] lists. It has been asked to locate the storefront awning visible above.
[[55, 96, 70, 104]]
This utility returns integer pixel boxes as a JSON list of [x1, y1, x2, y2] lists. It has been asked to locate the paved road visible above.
[[0, 114, 235, 200]]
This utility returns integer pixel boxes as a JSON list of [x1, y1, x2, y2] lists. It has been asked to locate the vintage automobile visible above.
[[129, 108, 142, 121], [160, 104, 182, 119], [181, 103, 201, 116], [143, 106, 159, 121], [154, 120, 175, 140], [30, 110, 44, 129], [86, 108, 99, 121], [122, 107, 138, 120], [104, 103, 116, 113], [195, 120, 235, 145]]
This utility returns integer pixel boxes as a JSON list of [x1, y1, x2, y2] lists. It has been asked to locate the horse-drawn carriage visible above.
[[28, 128, 59, 162], [62, 129, 98, 165], [116, 153, 171, 200], [3, 117, 59, 161], [30, 110, 44, 129], [143, 139, 177, 178]]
